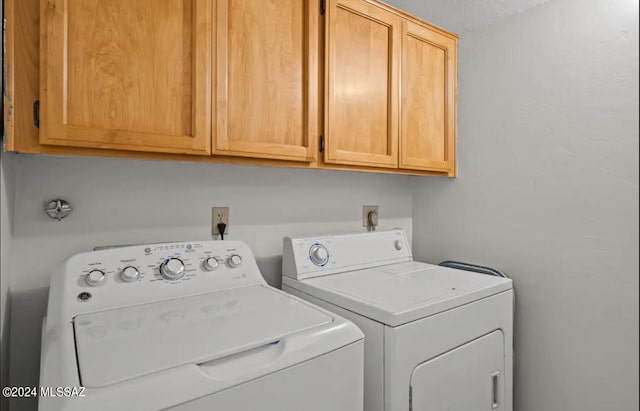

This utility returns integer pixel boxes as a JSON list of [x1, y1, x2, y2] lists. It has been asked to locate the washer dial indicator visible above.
[[85, 269, 106, 286], [160, 258, 186, 281], [227, 254, 242, 268], [120, 266, 140, 282], [203, 257, 220, 271]]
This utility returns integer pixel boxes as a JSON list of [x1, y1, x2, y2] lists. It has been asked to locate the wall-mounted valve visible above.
[[363, 205, 379, 231], [45, 199, 73, 221]]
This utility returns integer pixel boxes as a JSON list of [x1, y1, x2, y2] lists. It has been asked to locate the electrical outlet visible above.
[[212, 207, 229, 236], [362, 205, 379, 228]]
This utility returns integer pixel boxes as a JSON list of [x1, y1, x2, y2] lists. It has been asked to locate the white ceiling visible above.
[[383, 0, 551, 34]]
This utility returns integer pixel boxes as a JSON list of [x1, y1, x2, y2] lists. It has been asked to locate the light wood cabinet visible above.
[[39, 0, 212, 155], [324, 0, 400, 168], [7, 0, 457, 176], [400, 20, 456, 174], [323, 0, 457, 175], [213, 0, 319, 162]]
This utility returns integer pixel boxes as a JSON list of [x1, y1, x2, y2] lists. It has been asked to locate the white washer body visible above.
[[282, 229, 513, 411], [40, 240, 364, 411]]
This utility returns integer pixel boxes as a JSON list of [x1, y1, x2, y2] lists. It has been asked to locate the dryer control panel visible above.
[[282, 229, 412, 280], [46, 240, 265, 322]]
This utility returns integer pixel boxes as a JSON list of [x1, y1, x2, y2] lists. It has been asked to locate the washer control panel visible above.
[[282, 229, 412, 280], [74, 243, 249, 287], [50, 240, 264, 319]]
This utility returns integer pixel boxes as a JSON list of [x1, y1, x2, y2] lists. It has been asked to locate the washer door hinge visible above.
[[319, 135, 324, 152], [33, 100, 40, 128]]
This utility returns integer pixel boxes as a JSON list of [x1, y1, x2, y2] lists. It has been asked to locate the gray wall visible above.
[[1, 151, 15, 410], [411, 0, 639, 410], [6, 154, 413, 410], [385, 0, 550, 33]]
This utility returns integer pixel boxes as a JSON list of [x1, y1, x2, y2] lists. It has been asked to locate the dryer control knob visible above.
[[309, 244, 329, 266], [394, 240, 403, 250], [160, 258, 186, 280], [227, 254, 242, 268], [85, 269, 106, 286], [203, 257, 219, 271], [120, 266, 140, 282]]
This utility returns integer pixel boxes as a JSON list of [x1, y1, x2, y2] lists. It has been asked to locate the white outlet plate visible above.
[[362, 205, 379, 228], [212, 207, 229, 235]]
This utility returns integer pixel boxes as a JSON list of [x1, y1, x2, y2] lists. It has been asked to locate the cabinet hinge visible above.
[[320, 0, 326, 15], [319, 135, 324, 152], [33, 100, 40, 128]]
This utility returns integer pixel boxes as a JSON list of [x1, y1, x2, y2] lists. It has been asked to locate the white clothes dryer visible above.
[[282, 229, 513, 411], [39, 240, 364, 411]]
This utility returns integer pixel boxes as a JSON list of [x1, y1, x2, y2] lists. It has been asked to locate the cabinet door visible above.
[[325, 0, 400, 168], [214, 0, 319, 162], [400, 21, 456, 173], [40, 0, 212, 155]]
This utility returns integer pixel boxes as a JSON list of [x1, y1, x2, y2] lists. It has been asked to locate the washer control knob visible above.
[[120, 266, 140, 282], [160, 258, 186, 280], [227, 254, 242, 268], [394, 240, 403, 251], [309, 244, 329, 266], [85, 269, 106, 286], [203, 257, 219, 271]]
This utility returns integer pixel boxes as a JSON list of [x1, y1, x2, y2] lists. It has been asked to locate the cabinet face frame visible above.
[[324, 0, 400, 168], [213, 0, 319, 162], [399, 20, 457, 174], [39, 0, 212, 155]]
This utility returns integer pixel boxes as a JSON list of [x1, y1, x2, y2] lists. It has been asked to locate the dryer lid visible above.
[[291, 261, 512, 326], [73, 285, 332, 388]]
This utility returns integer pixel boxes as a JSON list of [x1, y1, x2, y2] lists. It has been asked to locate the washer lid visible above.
[[73, 285, 332, 388], [288, 261, 512, 326]]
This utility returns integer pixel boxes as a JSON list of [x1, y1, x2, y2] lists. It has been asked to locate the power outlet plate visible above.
[[212, 207, 229, 235], [362, 205, 379, 228]]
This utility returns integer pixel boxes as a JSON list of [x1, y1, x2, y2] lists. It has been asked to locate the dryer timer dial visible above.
[[309, 244, 329, 266]]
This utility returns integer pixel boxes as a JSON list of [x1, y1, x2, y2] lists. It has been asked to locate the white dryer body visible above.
[[282, 229, 513, 411]]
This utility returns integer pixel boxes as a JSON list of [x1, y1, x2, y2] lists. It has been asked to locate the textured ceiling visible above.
[[383, 0, 551, 34]]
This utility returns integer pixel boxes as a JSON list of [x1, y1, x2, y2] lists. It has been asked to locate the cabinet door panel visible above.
[[325, 0, 399, 168], [40, 0, 212, 155], [400, 21, 456, 173], [214, 0, 318, 162]]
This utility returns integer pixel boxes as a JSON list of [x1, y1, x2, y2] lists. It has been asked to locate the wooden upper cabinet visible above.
[[400, 20, 457, 174], [25, 0, 457, 174], [39, 0, 212, 155], [324, 0, 400, 168], [213, 0, 319, 162]]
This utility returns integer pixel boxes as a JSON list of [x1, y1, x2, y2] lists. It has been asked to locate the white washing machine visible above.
[[282, 229, 513, 411], [39, 240, 364, 411]]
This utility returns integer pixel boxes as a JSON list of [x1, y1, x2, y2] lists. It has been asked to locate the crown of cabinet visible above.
[[7, 0, 456, 177]]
